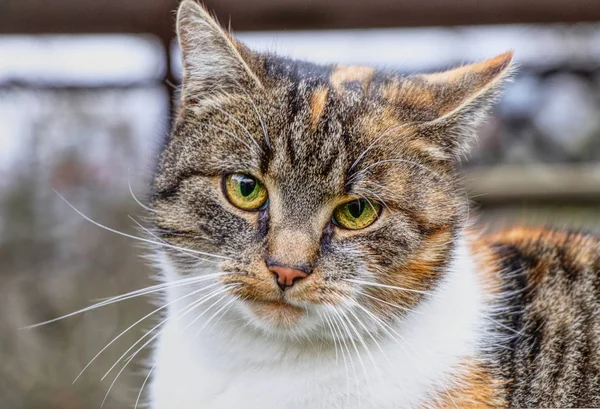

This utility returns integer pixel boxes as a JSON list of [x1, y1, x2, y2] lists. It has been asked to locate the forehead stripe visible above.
[[310, 87, 329, 130]]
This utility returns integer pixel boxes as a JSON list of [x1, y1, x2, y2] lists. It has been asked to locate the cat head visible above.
[[151, 0, 513, 337]]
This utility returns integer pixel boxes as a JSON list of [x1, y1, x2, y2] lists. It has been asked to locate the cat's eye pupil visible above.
[[347, 200, 365, 218], [239, 177, 256, 197]]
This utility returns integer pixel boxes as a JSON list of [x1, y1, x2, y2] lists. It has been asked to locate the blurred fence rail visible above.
[[3, 0, 600, 34], [465, 164, 600, 203]]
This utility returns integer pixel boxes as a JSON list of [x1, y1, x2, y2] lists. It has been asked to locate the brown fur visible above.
[[480, 228, 600, 407]]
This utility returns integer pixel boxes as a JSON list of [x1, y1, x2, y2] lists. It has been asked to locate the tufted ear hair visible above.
[[176, 0, 262, 104], [399, 52, 514, 159]]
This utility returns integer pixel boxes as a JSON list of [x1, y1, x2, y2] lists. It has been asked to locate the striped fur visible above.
[[483, 228, 600, 407]]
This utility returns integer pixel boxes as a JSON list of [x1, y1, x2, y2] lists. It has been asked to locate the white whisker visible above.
[[134, 364, 155, 409], [327, 305, 357, 406], [349, 122, 418, 171], [343, 305, 385, 383], [320, 311, 339, 363], [345, 278, 432, 296], [102, 285, 236, 381], [73, 281, 224, 384], [348, 158, 443, 186], [128, 216, 215, 264], [213, 106, 264, 154], [192, 296, 238, 338], [23, 273, 227, 329], [350, 298, 415, 358], [188, 120, 256, 155], [356, 188, 391, 213], [331, 308, 369, 390], [127, 168, 155, 213], [356, 290, 418, 314], [53, 189, 232, 261], [98, 284, 238, 408], [181, 292, 231, 334], [234, 82, 270, 149]]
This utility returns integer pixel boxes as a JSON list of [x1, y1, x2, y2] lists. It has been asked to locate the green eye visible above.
[[224, 173, 268, 210], [332, 199, 381, 230]]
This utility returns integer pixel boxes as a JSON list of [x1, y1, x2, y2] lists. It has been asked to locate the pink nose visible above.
[[270, 265, 308, 289]]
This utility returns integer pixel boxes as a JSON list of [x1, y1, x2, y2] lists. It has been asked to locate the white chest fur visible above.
[[150, 238, 489, 409]]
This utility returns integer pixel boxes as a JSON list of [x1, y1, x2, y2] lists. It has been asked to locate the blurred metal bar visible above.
[[2, 0, 600, 35], [464, 164, 600, 204]]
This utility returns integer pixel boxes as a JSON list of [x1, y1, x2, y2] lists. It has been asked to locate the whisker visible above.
[[322, 311, 351, 407], [356, 290, 419, 314], [213, 106, 264, 154], [181, 291, 232, 334], [327, 305, 357, 406], [343, 304, 385, 382], [100, 331, 160, 409], [363, 180, 397, 196], [134, 363, 155, 409], [92, 272, 223, 304], [349, 298, 416, 358], [192, 296, 238, 338], [102, 284, 236, 381], [349, 122, 418, 171], [23, 273, 227, 329], [187, 120, 257, 155], [73, 281, 224, 384], [128, 216, 215, 264], [53, 189, 232, 261], [127, 168, 155, 213], [348, 158, 443, 186], [207, 296, 237, 335], [234, 82, 270, 150], [98, 285, 239, 408], [344, 278, 432, 296], [357, 188, 391, 213], [331, 308, 369, 388]]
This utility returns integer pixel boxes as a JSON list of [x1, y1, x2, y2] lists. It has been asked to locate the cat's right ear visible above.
[[176, 0, 262, 103]]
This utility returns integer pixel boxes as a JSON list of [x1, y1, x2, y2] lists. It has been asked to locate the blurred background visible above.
[[1, 0, 599, 408]]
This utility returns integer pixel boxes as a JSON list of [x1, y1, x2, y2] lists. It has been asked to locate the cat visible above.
[[148, 1, 600, 408]]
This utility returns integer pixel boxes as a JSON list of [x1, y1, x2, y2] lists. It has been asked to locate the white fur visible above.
[[150, 235, 490, 408]]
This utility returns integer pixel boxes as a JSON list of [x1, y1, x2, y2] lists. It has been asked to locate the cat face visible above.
[[151, 0, 512, 337]]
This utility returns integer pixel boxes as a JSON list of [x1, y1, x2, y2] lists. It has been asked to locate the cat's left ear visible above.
[[405, 52, 514, 159]]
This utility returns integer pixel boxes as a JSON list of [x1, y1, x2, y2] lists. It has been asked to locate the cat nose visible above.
[[269, 264, 309, 290]]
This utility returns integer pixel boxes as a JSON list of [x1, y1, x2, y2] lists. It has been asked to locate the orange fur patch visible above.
[[405, 138, 450, 161], [430, 360, 505, 408], [396, 80, 436, 108], [310, 87, 329, 130], [366, 226, 454, 320], [330, 65, 374, 92], [404, 226, 453, 283], [423, 52, 513, 85]]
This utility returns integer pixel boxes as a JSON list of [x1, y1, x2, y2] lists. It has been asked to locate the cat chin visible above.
[[246, 299, 305, 328], [235, 298, 326, 338]]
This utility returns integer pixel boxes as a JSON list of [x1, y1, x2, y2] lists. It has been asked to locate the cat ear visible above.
[[176, 0, 262, 103], [404, 52, 514, 159]]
